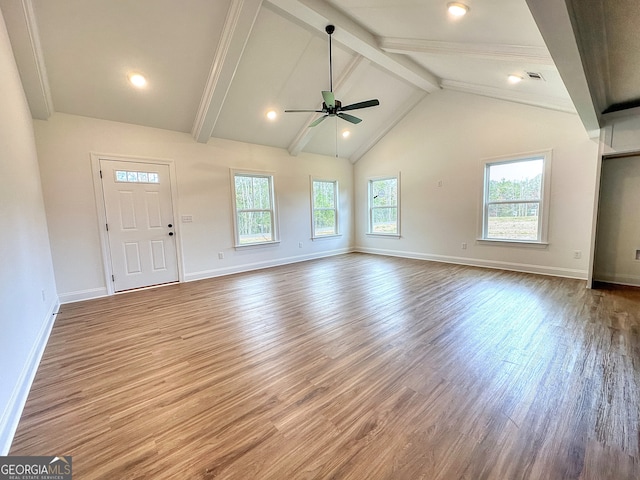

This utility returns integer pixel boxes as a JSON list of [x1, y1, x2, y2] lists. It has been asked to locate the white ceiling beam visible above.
[[524, 0, 600, 132], [192, 0, 262, 143], [349, 90, 426, 164], [379, 38, 554, 66], [441, 79, 576, 114], [288, 55, 370, 156], [0, 0, 53, 119], [265, 0, 440, 93]]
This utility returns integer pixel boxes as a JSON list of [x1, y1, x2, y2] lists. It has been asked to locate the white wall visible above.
[[594, 155, 640, 286], [355, 89, 599, 279], [34, 113, 354, 302], [0, 9, 58, 454]]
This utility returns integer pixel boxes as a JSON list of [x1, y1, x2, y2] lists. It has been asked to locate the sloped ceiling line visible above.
[[349, 89, 427, 164], [191, 0, 263, 143], [524, 0, 599, 132], [442, 79, 576, 114], [379, 38, 554, 66], [265, 0, 441, 93], [288, 55, 371, 156]]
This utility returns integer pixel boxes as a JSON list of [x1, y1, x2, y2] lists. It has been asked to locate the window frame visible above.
[[367, 173, 401, 237], [479, 150, 552, 245], [231, 169, 279, 248], [310, 177, 340, 239]]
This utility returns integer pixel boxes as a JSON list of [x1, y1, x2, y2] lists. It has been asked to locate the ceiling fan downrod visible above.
[[283, 23, 379, 128], [326, 24, 335, 93]]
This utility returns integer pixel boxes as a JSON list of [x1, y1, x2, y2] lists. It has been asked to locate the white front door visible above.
[[100, 159, 178, 292]]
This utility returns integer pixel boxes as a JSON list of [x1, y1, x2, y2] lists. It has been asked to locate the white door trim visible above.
[[90, 152, 184, 295]]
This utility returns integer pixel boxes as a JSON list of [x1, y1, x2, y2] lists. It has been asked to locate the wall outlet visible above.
[[573, 250, 582, 259], [437, 180, 443, 187], [218, 252, 224, 260], [41, 289, 46, 302], [461, 242, 467, 250], [298, 242, 303, 248]]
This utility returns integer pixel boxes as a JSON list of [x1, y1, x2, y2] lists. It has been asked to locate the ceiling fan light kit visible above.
[[284, 24, 380, 128]]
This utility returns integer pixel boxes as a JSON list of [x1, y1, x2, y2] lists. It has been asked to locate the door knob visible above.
[[168, 223, 173, 228], [169, 232, 174, 236]]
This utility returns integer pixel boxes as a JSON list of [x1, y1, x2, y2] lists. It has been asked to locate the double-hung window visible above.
[[481, 151, 551, 243], [368, 175, 400, 235], [311, 179, 339, 238], [232, 171, 278, 246]]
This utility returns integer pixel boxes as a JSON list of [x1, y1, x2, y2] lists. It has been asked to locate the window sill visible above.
[[366, 233, 401, 238], [312, 234, 342, 241], [476, 238, 549, 249], [234, 240, 280, 249]]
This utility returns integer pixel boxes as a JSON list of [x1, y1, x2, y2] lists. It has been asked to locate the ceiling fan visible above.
[[284, 24, 380, 127]]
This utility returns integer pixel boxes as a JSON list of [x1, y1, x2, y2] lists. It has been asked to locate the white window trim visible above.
[[310, 176, 340, 239], [231, 169, 279, 248], [478, 150, 552, 246], [367, 173, 401, 237]]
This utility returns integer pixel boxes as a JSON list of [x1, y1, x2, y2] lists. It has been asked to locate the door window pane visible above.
[[115, 170, 160, 183]]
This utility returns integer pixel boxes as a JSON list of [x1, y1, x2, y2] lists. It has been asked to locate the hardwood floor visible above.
[[10, 253, 640, 479]]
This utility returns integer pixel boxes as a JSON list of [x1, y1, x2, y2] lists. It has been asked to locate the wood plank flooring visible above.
[[10, 253, 640, 479]]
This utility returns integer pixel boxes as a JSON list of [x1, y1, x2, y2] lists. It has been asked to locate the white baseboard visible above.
[[593, 272, 640, 287], [58, 251, 355, 302], [58, 246, 588, 301], [0, 298, 60, 455], [58, 287, 108, 304], [185, 248, 353, 282], [355, 246, 588, 280]]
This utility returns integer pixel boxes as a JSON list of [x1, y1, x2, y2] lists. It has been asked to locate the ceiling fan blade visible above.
[[337, 113, 362, 124], [340, 99, 380, 111], [309, 115, 328, 127], [322, 91, 335, 109], [285, 109, 324, 113]]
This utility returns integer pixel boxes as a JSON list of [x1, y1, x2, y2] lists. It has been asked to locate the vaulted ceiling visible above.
[[1, 0, 603, 163]]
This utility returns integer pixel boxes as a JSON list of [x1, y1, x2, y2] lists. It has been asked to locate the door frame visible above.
[[587, 124, 640, 288], [91, 152, 184, 295], [589, 149, 640, 288]]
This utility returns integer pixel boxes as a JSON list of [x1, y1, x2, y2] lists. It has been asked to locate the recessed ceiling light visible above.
[[342, 130, 351, 139], [266, 110, 277, 120], [128, 73, 147, 88], [508, 74, 524, 84], [447, 2, 469, 16]]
